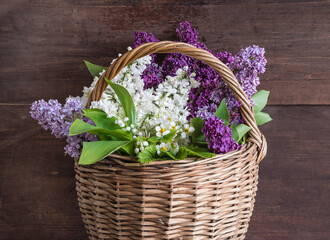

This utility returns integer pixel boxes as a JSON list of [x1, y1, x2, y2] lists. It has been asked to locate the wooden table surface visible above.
[[0, 1, 329, 239]]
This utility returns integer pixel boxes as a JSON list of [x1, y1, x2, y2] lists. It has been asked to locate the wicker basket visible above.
[[74, 41, 267, 240]]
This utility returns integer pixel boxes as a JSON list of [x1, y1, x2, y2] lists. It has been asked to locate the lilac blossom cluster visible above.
[[202, 116, 241, 154], [132, 31, 159, 62], [232, 45, 267, 99], [132, 21, 266, 154], [30, 21, 266, 158], [140, 63, 163, 89], [30, 98, 97, 158]]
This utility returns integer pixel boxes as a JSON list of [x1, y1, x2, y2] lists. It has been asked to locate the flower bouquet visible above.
[[31, 22, 271, 239]]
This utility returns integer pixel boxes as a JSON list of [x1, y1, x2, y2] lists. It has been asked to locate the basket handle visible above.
[[87, 41, 266, 164]]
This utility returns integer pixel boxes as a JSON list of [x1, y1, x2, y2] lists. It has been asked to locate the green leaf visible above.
[[159, 151, 176, 160], [241, 135, 247, 144], [185, 145, 209, 152], [191, 151, 216, 158], [193, 141, 208, 146], [69, 119, 132, 140], [79, 141, 130, 165], [97, 132, 117, 141], [194, 135, 206, 142], [162, 129, 177, 143], [106, 79, 136, 126], [175, 148, 188, 160], [190, 117, 206, 143], [84, 60, 108, 77], [182, 146, 216, 159], [230, 124, 251, 143], [83, 109, 120, 130], [214, 99, 230, 125], [69, 119, 111, 136], [137, 145, 158, 163], [252, 90, 270, 113], [121, 141, 135, 156], [148, 136, 161, 143], [255, 112, 273, 126], [104, 129, 132, 141]]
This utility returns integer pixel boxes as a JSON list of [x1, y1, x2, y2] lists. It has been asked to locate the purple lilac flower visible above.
[[132, 31, 163, 88], [216, 51, 235, 68], [65, 136, 83, 158], [176, 21, 199, 44], [132, 32, 159, 48], [161, 22, 239, 121], [131, 21, 266, 155], [162, 22, 213, 77], [30, 98, 97, 158], [187, 50, 240, 119], [233, 45, 267, 99], [162, 53, 198, 77], [132, 31, 159, 62], [202, 116, 241, 154], [62, 98, 83, 120], [141, 63, 164, 89], [65, 132, 98, 158], [174, 24, 266, 126], [195, 106, 214, 119], [30, 99, 67, 139]]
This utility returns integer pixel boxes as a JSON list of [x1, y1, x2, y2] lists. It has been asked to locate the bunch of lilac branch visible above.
[[30, 98, 97, 158], [30, 21, 267, 157], [133, 21, 267, 154]]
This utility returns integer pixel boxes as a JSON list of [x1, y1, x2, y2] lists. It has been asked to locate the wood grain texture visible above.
[[246, 106, 330, 240], [0, 0, 329, 104], [0, 105, 86, 240], [0, 0, 329, 239]]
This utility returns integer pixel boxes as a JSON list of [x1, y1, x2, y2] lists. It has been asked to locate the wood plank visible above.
[[247, 105, 330, 240], [0, 105, 329, 239], [0, 105, 86, 240], [0, 1, 329, 104], [1, 57, 329, 105]]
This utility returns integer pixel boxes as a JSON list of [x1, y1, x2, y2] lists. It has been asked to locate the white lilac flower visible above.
[[81, 54, 199, 152]]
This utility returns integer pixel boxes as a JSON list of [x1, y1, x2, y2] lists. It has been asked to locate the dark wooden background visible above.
[[1, 0, 329, 239]]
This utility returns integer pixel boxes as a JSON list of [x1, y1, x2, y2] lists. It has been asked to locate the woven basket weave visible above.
[[75, 41, 267, 240]]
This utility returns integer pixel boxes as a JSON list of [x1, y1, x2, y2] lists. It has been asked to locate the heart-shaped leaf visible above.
[[255, 112, 272, 126], [252, 90, 270, 113], [230, 124, 251, 143]]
